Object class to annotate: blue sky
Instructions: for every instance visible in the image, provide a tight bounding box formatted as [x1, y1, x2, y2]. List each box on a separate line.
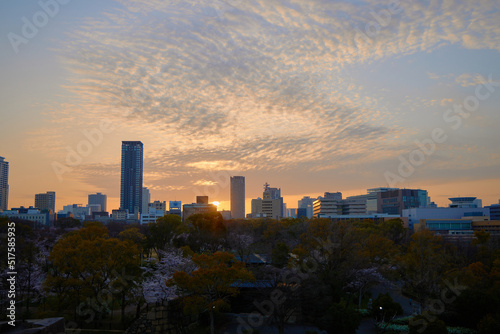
[1, 0, 499, 212]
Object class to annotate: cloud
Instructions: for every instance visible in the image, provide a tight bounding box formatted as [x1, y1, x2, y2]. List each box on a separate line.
[30, 0, 500, 195]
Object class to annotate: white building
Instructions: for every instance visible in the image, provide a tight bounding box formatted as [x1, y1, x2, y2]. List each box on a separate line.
[140, 207, 166, 224]
[403, 207, 489, 230]
[2, 208, 54, 227]
[313, 192, 367, 217]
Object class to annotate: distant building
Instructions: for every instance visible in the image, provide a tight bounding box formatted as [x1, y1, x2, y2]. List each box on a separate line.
[403, 205, 490, 230]
[196, 196, 209, 204]
[140, 206, 166, 224]
[183, 197, 217, 221]
[313, 192, 367, 217]
[35, 191, 56, 212]
[298, 196, 314, 218]
[59, 204, 90, 220]
[286, 208, 297, 218]
[111, 209, 128, 220]
[347, 187, 398, 214]
[250, 183, 284, 220]
[2, 208, 55, 227]
[219, 210, 232, 220]
[142, 187, 150, 214]
[148, 200, 167, 215]
[487, 200, 500, 220]
[169, 201, 182, 217]
[120, 141, 143, 215]
[297, 207, 308, 219]
[0, 157, 9, 211]
[448, 197, 480, 208]
[377, 188, 427, 215]
[230, 176, 245, 219]
[88, 192, 107, 213]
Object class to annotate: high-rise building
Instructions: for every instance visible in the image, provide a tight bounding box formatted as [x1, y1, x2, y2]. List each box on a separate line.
[230, 176, 245, 219]
[142, 187, 150, 214]
[250, 183, 284, 219]
[120, 141, 143, 214]
[35, 191, 56, 212]
[88, 192, 107, 213]
[0, 157, 8, 211]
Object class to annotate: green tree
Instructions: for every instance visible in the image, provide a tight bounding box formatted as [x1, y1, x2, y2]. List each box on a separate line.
[167, 251, 254, 334]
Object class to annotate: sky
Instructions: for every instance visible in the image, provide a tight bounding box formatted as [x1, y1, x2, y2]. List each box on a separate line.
[1, 0, 500, 213]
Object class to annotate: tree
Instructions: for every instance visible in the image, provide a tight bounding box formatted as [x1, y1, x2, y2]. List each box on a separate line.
[184, 212, 227, 253]
[142, 249, 194, 303]
[254, 265, 302, 334]
[54, 217, 82, 229]
[402, 229, 448, 312]
[44, 222, 141, 326]
[372, 293, 403, 322]
[147, 214, 184, 259]
[167, 251, 254, 334]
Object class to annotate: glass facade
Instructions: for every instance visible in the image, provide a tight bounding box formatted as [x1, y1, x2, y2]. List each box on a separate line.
[120, 141, 143, 214]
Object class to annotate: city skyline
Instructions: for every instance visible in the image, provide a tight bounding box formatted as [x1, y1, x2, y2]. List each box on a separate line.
[1, 1, 499, 212]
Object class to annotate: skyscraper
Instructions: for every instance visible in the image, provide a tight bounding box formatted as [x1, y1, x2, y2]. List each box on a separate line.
[230, 176, 245, 219]
[120, 141, 143, 214]
[142, 187, 150, 214]
[35, 191, 56, 212]
[88, 192, 107, 212]
[0, 157, 9, 211]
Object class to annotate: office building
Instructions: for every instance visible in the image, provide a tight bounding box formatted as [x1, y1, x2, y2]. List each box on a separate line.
[148, 200, 167, 215]
[448, 197, 480, 208]
[183, 196, 217, 221]
[0, 157, 8, 211]
[250, 183, 284, 220]
[377, 188, 427, 215]
[196, 196, 209, 204]
[347, 187, 398, 213]
[59, 204, 90, 221]
[313, 192, 367, 217]
[88, 192, 107, 213]
[230, 176, 245, 219]
[487, 200, 500, 220]
[35, 191, 56, 212]
[142, 187, 150, 214]
[298, 196, 314, 219]
[403, 205, 490, 230]
[1, 208, 55, 227]
[169, 201, 182, 217]
[120, 141, 143, 215]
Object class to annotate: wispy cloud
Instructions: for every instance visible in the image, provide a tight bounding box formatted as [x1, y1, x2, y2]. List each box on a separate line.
[28, 0, 500, 196]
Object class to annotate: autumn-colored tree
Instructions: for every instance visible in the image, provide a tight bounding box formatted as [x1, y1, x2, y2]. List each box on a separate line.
[167, 251, 254, 334]
[44, 222, 141, 326]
